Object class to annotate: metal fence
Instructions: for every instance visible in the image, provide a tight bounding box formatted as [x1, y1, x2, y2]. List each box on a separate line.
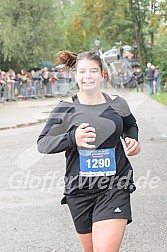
[0, 79, 78, 101]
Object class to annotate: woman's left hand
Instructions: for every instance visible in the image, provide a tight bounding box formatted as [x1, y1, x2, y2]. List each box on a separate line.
[125, 137, 141, 156]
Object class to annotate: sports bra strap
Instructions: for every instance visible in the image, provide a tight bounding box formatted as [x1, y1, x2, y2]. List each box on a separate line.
[72, 94, 80, 103]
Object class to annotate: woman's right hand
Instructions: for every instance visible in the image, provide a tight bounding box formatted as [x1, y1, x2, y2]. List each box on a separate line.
[75, 123, 96, 148]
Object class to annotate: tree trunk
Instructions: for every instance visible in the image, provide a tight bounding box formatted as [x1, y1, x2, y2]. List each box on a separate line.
[129, 0, 148, 67]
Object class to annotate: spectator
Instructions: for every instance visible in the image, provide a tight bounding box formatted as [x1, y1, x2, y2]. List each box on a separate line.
[48, 67, 57, 94]
[20, 69, 31, 97]
[154, 66, 161, 95]
[102, 70, 109, 88]
[41, 67, 50, 95]
[0, 70, 6, 99]
[145, 63, 154, 95]
[56, 67, 71, 96]
[133, 67, 144, 92]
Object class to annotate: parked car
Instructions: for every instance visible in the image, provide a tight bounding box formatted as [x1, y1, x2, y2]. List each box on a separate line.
[102, 49, 120, 64]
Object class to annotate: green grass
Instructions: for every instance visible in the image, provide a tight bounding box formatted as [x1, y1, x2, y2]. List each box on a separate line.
[143, 83, 167, 106]
[151, 92, 167, 106]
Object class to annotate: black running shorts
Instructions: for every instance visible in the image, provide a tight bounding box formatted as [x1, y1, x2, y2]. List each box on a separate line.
[65, 185, 132, 234]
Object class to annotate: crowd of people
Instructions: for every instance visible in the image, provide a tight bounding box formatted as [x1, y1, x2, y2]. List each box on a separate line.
[145, 63, 161, 95]
[99, 52, 162, 94]
[128, 62, 162, 95]
[0, 67, 72, 100]
[0, 61, 163, 101]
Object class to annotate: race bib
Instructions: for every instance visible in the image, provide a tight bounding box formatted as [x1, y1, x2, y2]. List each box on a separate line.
[79, 148, 116, 177]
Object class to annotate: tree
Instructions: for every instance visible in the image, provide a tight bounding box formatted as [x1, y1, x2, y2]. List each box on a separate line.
[0, 0, 166, 73]
[0, 0, 58, 71]
[128, 0, 150, 66]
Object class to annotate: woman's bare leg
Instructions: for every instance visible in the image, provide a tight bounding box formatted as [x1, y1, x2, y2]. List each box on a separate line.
[78, 233, 94, 252]
[92, 219, 127, 252]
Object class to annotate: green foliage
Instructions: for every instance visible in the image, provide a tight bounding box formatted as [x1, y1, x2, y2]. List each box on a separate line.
[0, 0, 166, 74]
[152, 32, 167, 82]
[0, 0, 59, 71]
[79, 0, 134, 50]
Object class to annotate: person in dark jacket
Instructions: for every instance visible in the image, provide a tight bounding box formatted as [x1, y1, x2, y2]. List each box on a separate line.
[37, 50, 141, 252]
[145, 62, 154, 95]
[134, 67, 144, 92]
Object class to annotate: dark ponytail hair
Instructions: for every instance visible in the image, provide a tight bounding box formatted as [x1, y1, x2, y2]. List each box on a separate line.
[56, 50, 102, 72]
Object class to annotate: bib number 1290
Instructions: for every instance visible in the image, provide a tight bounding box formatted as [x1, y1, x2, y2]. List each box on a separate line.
[79, 148, 116, 177]
[86, 158, 110, 169]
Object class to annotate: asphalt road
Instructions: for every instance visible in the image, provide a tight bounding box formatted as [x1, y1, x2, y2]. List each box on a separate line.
[0, 88, 167, 251]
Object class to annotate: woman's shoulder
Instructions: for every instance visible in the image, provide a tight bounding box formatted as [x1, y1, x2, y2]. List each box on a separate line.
[102, 92, 118, 101]
[107, 94, 131, 117]
[51, 97, 74, 111]
[103, 92, 124, 102]
[50, 98, 75, 120]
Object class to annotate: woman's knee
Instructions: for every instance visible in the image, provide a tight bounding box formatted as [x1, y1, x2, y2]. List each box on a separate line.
[93, 238, 120, 252]
[92, 219, 127, 252]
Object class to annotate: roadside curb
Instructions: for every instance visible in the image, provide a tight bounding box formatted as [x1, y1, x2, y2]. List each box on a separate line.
[0, 119, 47, 131]
[0, 96, 62, 131]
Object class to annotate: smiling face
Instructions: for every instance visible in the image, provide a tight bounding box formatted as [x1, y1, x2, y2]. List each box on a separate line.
[75, 59, 103, 92]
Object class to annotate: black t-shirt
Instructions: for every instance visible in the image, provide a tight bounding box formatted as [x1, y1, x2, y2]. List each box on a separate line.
[37, 93, 138, 194]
